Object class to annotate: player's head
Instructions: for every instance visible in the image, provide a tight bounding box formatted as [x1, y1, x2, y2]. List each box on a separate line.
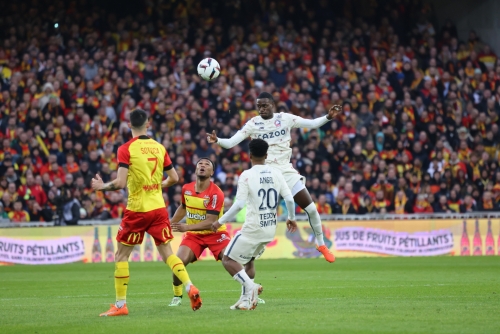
[249, 138, 268, 163]
[256, 92, 275, 120]
[195, 158, 215, 180]
[129, 109, 149, 131]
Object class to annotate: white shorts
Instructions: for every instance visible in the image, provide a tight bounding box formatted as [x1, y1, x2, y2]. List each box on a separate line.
[269, 163, 306, 196]
[224, 232, 269, 265]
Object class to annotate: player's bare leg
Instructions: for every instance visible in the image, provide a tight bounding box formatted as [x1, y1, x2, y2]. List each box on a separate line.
[294, 188, 335, 263]
[100, 243, 134, 317]
[169, 246, 197, 307]
[157, 242, 202, 311]
[222, 255, 261, 310]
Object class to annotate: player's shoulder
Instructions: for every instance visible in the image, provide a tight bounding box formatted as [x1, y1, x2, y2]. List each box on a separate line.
[238, 169, 252, 181]
[277, 111, 293, 120]
[209, 181, 224, 196]
[244, 116, 264, 129]
[182, 182, 196, 195]
[118, 137, 137, 151]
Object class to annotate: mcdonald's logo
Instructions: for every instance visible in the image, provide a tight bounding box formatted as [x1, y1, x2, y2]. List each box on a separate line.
[162, 228, 171, 240]
[127, 232, 141, 244]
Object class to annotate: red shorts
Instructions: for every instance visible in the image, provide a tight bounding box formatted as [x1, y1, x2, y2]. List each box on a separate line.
[181, 231, 231, 262]
[116, 208, 173, 246]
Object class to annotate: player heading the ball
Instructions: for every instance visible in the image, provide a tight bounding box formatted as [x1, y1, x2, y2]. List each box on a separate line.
[208, 92, 340, 263]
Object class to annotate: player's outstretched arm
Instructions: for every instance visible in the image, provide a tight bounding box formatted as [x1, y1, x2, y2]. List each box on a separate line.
[91, 167, 128, 191]
[211, 199, 245, 232]
[170, 204, 187, 224]
[291, 105, 342, 129]
[161, 167, 179, 188]
[207, 129, 247, 149]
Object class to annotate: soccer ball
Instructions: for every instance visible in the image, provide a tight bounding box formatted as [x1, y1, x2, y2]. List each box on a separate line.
[197, 58, 220, 81]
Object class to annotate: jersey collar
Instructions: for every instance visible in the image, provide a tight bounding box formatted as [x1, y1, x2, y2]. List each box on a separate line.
[138, 135, 149, 139]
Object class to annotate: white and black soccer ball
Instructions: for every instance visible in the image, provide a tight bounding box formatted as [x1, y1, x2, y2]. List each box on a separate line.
[197, 58, 220, 81]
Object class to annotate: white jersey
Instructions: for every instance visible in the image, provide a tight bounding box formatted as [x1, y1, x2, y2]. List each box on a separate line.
[218, 112, 330, 166]
[236, 164, 292, 242]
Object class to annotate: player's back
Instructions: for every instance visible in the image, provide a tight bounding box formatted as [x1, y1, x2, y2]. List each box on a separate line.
[239, 164, 287, 241]
[117, 135, 170, 213]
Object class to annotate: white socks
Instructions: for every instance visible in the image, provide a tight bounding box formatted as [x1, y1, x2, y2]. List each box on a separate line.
[304, 203, 325, 247]
[185, 281, 192, 293]
[233, 269, 254, 295]
[115, 299, 126, 308]
[241, 278, 254, 295]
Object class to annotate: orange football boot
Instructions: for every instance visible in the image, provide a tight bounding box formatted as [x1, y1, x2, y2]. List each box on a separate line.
[317, 245, 336, 263]
[187, 285, 202, 311]
[99, 303, 129, 317]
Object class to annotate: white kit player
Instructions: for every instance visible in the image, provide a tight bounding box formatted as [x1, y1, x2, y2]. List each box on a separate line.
[208, 92, 340, 262]
[211, 139, 297, 310]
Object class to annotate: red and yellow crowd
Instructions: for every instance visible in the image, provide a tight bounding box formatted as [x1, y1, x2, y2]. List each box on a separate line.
[1, 0, 500, 223]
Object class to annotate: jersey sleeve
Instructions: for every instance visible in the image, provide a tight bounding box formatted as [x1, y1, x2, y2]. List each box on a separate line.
[235, 171, 250, 203]
[117, 145, 131, 169]
[207, 186, 224, 215]
[217, 121, 254, 149]
[290, 114, 329, 129]
[163, 148, 173, 171]
[181, 185, 187, 205]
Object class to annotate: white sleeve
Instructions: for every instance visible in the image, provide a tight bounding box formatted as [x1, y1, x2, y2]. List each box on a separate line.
[219, 199, 245, 224]
[276, 172, 295, 220]
[290, 115, 330, 129]
[283, 194, 296, 221]
[219, 173, 249, 224]
[217, 122, 253, 149]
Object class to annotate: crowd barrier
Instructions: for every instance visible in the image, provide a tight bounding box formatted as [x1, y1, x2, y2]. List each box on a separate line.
[0, 216, 498, 265]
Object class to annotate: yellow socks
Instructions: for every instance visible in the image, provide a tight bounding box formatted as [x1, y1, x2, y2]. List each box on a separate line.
[166, 255, 192, 291]
[115, 262, 129, 304]
[173, 284, 183, 297]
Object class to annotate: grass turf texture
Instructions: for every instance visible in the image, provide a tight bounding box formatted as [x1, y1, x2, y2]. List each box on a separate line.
[0, 257, 499, 334]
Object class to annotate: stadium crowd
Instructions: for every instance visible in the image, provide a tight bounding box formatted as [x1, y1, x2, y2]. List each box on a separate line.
[1, 0, 500, 224]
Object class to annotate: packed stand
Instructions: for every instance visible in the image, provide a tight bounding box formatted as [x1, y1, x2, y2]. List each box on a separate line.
[0, 0, 499, 224]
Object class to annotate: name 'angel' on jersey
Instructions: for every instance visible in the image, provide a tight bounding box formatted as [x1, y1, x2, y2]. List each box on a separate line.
[242, 112, 296, 165]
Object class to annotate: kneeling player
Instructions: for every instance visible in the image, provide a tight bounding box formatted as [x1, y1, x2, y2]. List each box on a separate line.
[212, 139, 297, 310]
[168, 158, 229, 306]
[92, 109, 202, 316]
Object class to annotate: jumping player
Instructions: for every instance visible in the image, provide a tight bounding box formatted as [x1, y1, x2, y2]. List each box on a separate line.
[212, 139, 297, 310]
[168, 158, 229, 306]
[208, 92, 340, 262]
[91, 109, 202, 316]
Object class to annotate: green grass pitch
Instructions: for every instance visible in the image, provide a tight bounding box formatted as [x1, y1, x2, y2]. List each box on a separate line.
[0, 257, 499, 334]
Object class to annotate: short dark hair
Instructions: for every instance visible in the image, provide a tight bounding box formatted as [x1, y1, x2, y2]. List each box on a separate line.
[249, 139, 269, 158]
[197, 158, 216, 171]
[129, 109, 148, 128]
[257, 92, 274, 101]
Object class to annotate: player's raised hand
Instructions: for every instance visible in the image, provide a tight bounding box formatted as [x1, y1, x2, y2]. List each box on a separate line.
[207, 130, 218, 144]
[286, 219, 297, 233]
[91, 174, 104, 191]
[211, 221, 222, 232]
[172, 222, 188, 233]
[327, 105, 342, 120]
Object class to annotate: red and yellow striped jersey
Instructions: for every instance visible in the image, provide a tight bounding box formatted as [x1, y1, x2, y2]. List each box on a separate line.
[117, 135, 172, 212]
[181, 181, 225, 234]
